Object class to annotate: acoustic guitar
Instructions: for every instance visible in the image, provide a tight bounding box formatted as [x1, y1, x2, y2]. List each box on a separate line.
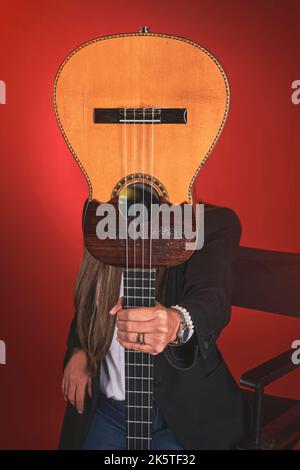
[54, 27, 229, 450]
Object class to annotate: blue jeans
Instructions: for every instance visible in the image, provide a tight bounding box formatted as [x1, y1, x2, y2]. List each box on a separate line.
[82, 393, 184, 450]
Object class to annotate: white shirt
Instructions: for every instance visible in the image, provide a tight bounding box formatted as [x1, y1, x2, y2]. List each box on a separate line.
[99, 275, 125, 400]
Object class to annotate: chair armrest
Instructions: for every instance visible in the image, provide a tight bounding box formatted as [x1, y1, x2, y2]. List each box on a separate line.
[240, 349, 299, 448]
[240, 349, 299, 390]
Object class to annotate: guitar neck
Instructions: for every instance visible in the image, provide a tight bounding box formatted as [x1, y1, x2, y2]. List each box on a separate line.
[123, 268, 156, 450]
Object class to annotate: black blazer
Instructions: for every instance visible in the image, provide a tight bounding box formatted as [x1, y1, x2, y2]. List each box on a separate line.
[59, 204, 250, 450]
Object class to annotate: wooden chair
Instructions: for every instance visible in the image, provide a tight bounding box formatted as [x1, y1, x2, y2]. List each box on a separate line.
[232, 247, 300, 449]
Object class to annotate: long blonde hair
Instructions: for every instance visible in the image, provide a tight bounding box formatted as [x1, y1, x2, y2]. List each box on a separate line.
[75, 249, 167, 375]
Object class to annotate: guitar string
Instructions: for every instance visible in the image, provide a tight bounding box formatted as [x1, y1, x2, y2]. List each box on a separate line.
[149, 107, 155, 449]
[124, 107, 129, 450]
[142, 106, 145, 450]
[133, 107, 136, 450]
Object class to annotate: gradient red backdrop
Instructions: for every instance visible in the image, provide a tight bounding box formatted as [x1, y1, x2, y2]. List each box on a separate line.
[0, 0, 299, 449]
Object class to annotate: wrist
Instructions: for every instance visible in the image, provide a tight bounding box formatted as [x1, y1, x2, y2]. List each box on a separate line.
[168, 309, 181, 343]
[169, 305, 194, 346]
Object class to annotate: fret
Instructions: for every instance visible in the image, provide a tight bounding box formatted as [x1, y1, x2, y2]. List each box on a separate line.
[125, 295, 155, 299]
[124, 287, 156, 292]
[126, 390, 153, 394]
[126, 376, 154, 380]
[127, 405, 151, 408]
[126, 408, 152, 415]
[124, 282, 156, 288]
[126, 407, 152, 422]
[125, 364, 153, 379]
[124, 276, 156, 279]
[126, 419, 152, 424]
[125, 351, 154, 365]
[126, 303, 154, 308]
[126, 363, 153, 367]
[124, 274, 156, 278]
[124, 270, 155, 278]
[124, 282, 155, 286]
[126, 382, 153, 392]
[124, 269, 155, 276]
[125, 351, 153, 356]
[124, 279, 155, 290]
[127, 437, 152, 441]
[125, 360, 154, 368]
[125, 291, 155, 297]
[124, 280, 156, 284]
[127, 393, 153, 406]
[125, 302, 155, 308]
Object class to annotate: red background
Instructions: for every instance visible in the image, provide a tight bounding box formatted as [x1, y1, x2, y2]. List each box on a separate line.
[0, 0, 299, 449]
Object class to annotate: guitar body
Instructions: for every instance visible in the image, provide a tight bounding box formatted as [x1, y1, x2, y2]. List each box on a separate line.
[54, 32, 229, 204]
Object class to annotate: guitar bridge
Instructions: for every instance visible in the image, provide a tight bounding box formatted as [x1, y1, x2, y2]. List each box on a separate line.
[93, 108, 187, 124]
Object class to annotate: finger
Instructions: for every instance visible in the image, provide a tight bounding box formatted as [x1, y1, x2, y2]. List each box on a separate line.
[116, 338, 158, 355]
[68, 383, 76, 407]
[117, 319, 159, 333]
[62, 376, 69, 401]
[61, 378, 67, 401]
[109, 297, 124, 315]
[117, 307, 157, 322]
[62, 376, 66, 400]
[75, 382, 87, 414]
[87, 377, 92, 399]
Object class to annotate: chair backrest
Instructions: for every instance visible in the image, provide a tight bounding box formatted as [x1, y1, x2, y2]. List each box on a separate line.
[232, 246, 300, 317]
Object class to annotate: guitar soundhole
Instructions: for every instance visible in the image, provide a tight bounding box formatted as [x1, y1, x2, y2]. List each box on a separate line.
[118, 182, 160, 218]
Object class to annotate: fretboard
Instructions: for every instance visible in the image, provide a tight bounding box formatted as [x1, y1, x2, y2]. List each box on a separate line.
[124, 268, 156, 450]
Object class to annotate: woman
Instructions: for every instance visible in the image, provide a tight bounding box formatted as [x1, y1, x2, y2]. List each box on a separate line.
[59, 203, 250, 450]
